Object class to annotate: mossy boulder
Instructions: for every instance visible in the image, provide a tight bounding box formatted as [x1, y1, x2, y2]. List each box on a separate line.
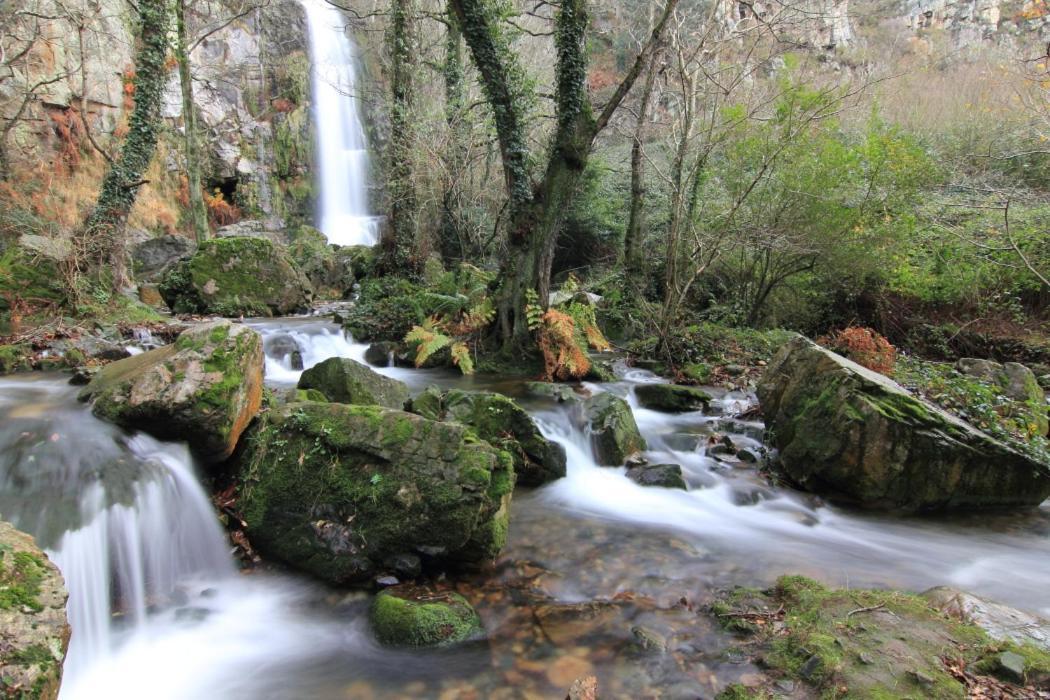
[757, 336, 1050, 511]
[955, 358, 1047, 436]
[236, 401, 514, 585]
[370, 585, 483, 647]
[634, 384, 712, 413]
[0, 521, 70, 700]
[333, 245, 376, 285]
[297, 357, 409, 409]
[0, 343, 33, 375]
[625, 463, 687, 490]
[158, 236, 313, 317]
[583, 393, 646, 466]
[407, 388, 567, 486]
[0, 239, 66, 317]
[287, 225, 338, 297]
[713, 575, 1050, 698]
[79, 321, 264, 464]
[523, 381, 580, 403]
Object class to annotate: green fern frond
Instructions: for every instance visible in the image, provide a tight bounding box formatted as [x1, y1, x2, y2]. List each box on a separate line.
[450, 342, 475, 375]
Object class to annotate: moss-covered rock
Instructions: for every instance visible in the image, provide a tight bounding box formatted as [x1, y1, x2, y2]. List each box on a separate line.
[0, 521, 69, 700]
[0, 240, 66, 317]
[236, 401, 513, 585]
[523, 381, 580, 403]
[79, 320, 264, 464]
[757, 336, 1050, 511]
[287, 225, 339, 298]
[370, 585, 483, 647]
[407, 388, 567, 486]
[0, 343, 33, 375]
[158, 236, 313, 317]
[297, 357, 409, 409]
[625, 463, 687, 489]
[583, 393, 646, 466]
[634, 384, 712, 413]
[334, 245, 376, 285]
[712, 575, 1050, 698]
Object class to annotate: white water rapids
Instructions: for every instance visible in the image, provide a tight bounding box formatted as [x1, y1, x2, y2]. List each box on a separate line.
[301, 0, 381, 246]
[0, 317, 1048, 698]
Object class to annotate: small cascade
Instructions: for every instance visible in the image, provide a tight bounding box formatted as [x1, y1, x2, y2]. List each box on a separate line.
[301, 0, 381, 246]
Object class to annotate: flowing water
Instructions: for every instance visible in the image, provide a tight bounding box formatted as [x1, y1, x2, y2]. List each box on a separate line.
[301, 0, 381, 246]
[2, 317, 1049, 698]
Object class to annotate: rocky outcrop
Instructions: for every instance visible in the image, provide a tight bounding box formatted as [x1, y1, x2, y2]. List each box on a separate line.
[0, 521, 70, 700]
[158, 237, 313, 317]
[370, 585, 483, 647]
[79, 320, 263, 464]
[757, 336, 1050, 511]
[634, 384, 712, 413]
[408, 387, 567, 486]
[236, 401, 514, 585]
[583, 393, 646, 466]
[131, 235, 196, 282]
[923, 587, 1050, 651]
[297, 357, 409, 409]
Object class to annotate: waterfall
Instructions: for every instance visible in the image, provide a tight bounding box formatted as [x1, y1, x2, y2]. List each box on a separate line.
[301, 0, 380, 246]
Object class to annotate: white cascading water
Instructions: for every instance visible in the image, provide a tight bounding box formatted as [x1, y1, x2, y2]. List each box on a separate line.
[301, 0, 381, 246]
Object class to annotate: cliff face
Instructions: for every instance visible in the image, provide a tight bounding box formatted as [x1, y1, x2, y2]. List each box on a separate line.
[1, 0, 316, 230]
[902, 0, 1050, 47]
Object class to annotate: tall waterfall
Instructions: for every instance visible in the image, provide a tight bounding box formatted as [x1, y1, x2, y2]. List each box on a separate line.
[301, 0, 380, 246]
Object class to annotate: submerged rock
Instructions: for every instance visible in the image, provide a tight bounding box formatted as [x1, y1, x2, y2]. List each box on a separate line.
[236, 402, 514, 585]
[407, 388, 566, 486]
[79, 321, 263, 464]
[0, 521, 70, 700]
[370, 585, 482, 647]
[634, 384, 711, 413]
[583, 393, 646, 466]
[625, 463, 687, 490]
[297, 357, 409, 409]
[757, 336, 1050, 511]
[158, 236, 313, 317]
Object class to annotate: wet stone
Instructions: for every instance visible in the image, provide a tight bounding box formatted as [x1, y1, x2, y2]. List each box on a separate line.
[997, 651, 1026, 682]
[626, 464, 687, 490]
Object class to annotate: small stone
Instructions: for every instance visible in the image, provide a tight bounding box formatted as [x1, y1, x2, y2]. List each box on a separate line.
[857, 652, 875, 665]
[774, 679, 795, 693]
[384, 553, 421, 578]
[289, 350, 304, 371]
[375, 575, 399, 587]
[798, 655, 823, 681]
[630, 625, 667, 653]
[908, 670, 934, 686]
[626, 464, 687, 490]
[997, 650, 1026, 682]
[736, 448, 758, 463]
[723, 364, 746, 376]
[68, 366, 99, 386]
[624, 455, 648, 468]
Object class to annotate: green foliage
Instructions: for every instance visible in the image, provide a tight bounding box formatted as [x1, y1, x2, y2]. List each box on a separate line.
[344, 277, 438, 342]
[0, 546, 46, 612]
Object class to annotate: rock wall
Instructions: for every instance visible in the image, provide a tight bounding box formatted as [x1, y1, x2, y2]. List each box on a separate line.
[903, 0, 1050, 47]
[716, 0, 855, 49]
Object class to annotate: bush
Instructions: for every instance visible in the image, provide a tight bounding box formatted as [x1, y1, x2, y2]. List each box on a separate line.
[344, 277, 438, 342]
[817, 326, 896, 374]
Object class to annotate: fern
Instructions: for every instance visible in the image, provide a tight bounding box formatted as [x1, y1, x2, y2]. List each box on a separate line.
[566, 302, 611, 351]
[450, 341, 475, 375]
[524, 288, 544, 331]
[405, 316, 452, 368]
[537, 309, 591, 381]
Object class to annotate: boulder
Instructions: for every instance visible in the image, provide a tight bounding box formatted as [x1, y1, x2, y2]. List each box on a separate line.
[408, 388, 567, 486]
[625, 463, 687, 490]
[130, 235, 196, 282]
[79, 321, 264, 464]
[0, 521, 70, 700]
[583, 393, 646, 466]
[364, 341, 399, 367]
[236, 402, 513, 584]
[158, 237, 313, 317]
[922, 587, 1050, 651]
[757, 336, 1050, 511]
[955, 358, 1047, 435]
[523, 381, 580, 403]
[634, 384, 712, 413]
[297, 357, 409, 409]
[287, 225, 341, 297]
[370, 585, 483, 647]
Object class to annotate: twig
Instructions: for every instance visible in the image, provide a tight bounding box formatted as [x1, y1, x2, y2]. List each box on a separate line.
[847, 603, 885, 617]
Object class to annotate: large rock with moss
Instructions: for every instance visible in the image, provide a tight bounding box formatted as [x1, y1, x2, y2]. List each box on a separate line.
[757, 336, 1050, 511]
[79, 321, 263, 464]
[409, 387, 566, 486]
[297, 357, 409, 409]
[583, 393, 646, 466]
[158, 237, 313, 317]
[0, 521, 70, 700]
[634, 384, 711, 413]
[956, 358, 1048, 436]
[236, 401, 513, 585]
[370, 585, 483, 647]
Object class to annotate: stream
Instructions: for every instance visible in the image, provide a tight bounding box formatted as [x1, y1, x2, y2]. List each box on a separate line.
[1, 315, 1048, 698]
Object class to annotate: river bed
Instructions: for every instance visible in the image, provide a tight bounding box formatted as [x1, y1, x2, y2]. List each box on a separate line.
[1, 315, 1048, 699]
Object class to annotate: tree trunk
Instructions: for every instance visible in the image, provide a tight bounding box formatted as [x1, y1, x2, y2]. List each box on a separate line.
[176, 0, 209, 244]
[624, 44, 661, 293]
[440, 5, 468, 262]
[83, 0, 169, 291]
[379, 0, 418, 274]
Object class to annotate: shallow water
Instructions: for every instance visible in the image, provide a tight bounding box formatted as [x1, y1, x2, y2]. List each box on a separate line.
[1, 316, 1048, 698]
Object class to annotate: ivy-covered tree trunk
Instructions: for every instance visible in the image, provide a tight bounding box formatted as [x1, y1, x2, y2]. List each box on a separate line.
[624, 44, 661, 293]
[450, 0, 678, 349]
[379, 0, 418, 275]
[83, 0, 169, 291]
[440, 5, 468, 262]
[175, 0, 209, 244]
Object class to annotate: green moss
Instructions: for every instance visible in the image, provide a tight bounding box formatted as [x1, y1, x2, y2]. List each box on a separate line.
[370, 589, 482, 647]
[0, 547, 46, 612]
[0, 343, 33, 374]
